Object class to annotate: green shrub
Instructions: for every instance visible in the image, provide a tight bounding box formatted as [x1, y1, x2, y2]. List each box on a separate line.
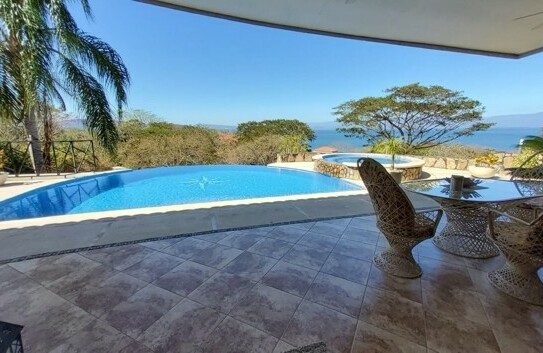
[225, 135, 283, 165]
[116, 126, 219, 169]
[413, 143, 492, 159]
[513, 147, 541, 168]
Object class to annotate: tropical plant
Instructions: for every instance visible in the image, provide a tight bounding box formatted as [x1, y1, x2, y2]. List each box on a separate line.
[279, 134, 309, 154]
[513, 147, 541, 169]
[369, 138, 411, 170]
[334, 83, 491, 150]
[519, 135, 543, 151]
[474, 153, 499, 167]
[0, 0, 130, 172]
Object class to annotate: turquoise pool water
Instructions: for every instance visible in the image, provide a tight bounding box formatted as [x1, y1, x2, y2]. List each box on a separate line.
[0, 165, 361, 221]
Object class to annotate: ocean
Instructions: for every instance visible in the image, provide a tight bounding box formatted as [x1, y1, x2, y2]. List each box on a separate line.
[310, 127, 541, 152]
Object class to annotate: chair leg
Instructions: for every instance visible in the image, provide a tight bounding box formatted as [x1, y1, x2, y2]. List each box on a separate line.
[488, 258, 543, 306]
[373, 235, 426, 279]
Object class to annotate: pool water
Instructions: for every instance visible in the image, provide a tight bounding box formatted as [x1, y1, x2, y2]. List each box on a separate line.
[322, 153, 411, 164]
[0, 165, 361, 221]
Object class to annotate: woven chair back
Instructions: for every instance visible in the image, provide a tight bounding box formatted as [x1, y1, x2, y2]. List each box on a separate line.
[511, 149, 543, 181]
[357, 158, 416, 234]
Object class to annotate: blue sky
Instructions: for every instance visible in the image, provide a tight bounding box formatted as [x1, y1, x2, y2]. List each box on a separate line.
[70, 0, 543, 125]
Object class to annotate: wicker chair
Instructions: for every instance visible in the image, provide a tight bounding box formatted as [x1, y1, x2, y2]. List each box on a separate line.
[358, 158, 443, 278]
[487, 204, 543, 305]
[510, 149, 543, 197]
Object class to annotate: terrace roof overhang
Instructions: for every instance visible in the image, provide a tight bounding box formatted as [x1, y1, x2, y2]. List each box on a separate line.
[140, 0, 543, 58]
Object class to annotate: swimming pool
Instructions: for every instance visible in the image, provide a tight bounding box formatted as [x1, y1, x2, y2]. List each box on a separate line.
[312, 153, 426, 181]
[321, 153, 412, 165]
[0, 165, 361, 221]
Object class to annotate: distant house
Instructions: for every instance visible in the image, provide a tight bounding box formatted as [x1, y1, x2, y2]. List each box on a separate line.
[313, 146, 338, 153]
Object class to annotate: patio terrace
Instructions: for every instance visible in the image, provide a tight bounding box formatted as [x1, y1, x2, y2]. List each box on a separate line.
[1, 215, 542, 353]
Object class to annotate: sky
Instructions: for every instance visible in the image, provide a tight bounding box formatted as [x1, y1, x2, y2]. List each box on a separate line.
[68, 0, 543, 125]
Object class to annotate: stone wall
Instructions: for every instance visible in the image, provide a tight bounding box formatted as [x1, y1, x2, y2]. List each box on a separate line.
[414, 152, 517, 170]
[314, 159, 422, 182]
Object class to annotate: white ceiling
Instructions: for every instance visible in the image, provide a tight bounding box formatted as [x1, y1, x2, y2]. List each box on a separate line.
[141, 0, 543, 58]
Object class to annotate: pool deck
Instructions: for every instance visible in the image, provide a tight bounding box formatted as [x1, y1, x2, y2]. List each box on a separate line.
[0, 166, 539, 353]
[0, 162, 485, 263]
[1, 215, 541, 353]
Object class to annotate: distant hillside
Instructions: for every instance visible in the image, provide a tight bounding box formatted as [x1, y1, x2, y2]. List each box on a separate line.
[60, 112, 542, 132]
[60, 119, 85, 129]
[484, 112, 542, 128]
[203, 124, 235, 131]
[307, 112, 543, 130]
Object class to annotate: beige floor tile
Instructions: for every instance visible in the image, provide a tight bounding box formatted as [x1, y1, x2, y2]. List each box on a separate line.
[49, 319, 133, 353]
[123, 252, 184, 282]
[321, 252, 371, 285]
[81, 244, 156, 271]
[297, 232, 339, 251]
[332, 239, 376, 261]
[352, 321, 427, 353]
[425, 311, 500, 353]
[360, 287, 426, 346]
[341, 226, 380, 245]
[268, 226, 308, 243]
[248, 238, 294, 259]
[153, 260, 217, 296]
[367, 265, 422, 303]
[188, 271, 256, 313]
[305, 273, 365, 317]
[282, 244, 330, 270]
[230, 283, 302, 338]
[198, 316, 278, 353]
[222, 251, 278, 281]
[138, 298, 224, 353]
[261, 260, 318, 297]
[161, 237, 213, 259]
[101, 284, 182, 338]
[282, 300, 357, 353]
[218, 231, 266, 250]
[309, 221, 347, 238]
[190, 243, 243, 269]
[422, 279, 488, 325]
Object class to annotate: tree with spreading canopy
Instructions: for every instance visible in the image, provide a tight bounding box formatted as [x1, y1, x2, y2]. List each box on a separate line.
[237, 119, 315, 143]
[0, 0, 130, 172]
[334, 83, 491, 151]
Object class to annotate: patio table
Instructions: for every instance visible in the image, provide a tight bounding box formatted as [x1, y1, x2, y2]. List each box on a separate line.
[402, 178, 543, 259]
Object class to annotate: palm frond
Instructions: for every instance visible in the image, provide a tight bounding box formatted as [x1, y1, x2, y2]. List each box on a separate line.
[59, 56, 118, 151]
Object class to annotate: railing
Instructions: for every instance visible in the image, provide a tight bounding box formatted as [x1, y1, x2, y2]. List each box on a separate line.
[0, 140, 97, 176]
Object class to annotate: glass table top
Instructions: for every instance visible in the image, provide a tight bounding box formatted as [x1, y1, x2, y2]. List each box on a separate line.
[402, 178, 543, 202]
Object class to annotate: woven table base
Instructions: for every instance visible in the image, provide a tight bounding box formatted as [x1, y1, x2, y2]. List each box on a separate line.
[432, 199, 499, 259]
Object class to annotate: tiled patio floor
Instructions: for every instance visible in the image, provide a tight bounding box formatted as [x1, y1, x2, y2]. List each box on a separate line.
[1, 216, 542, 353]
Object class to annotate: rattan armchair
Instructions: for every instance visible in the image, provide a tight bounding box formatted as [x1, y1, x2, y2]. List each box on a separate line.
[487, 204, 543, 305]
[358, 158, 443, 278]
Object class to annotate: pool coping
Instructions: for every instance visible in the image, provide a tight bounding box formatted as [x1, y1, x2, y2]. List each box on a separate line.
[0, 189, 367, 229]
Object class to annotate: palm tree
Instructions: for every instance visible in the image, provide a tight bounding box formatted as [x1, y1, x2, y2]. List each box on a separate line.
[0, 0, 129, 172]
[520, 135, 543, 151]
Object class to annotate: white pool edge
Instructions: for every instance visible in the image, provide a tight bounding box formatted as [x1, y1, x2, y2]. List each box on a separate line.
[0, 189, 367, 230]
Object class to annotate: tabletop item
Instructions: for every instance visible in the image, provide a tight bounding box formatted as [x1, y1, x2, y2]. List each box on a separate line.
[403, 179, 543, 258]
[449, 175, 464, 192]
